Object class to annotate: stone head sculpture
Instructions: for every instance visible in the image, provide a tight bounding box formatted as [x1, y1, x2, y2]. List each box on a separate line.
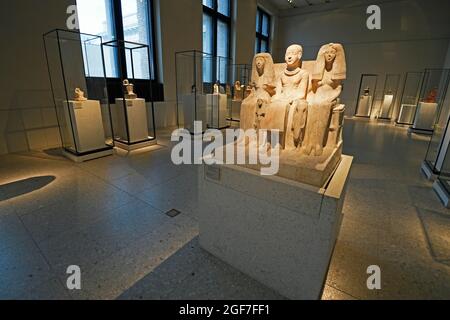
[251, 53, 275, 85]
[312, 43, 346, 81]
[285, 44, 303, 69]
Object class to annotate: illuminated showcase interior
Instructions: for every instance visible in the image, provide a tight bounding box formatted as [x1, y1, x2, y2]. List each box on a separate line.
[1, 0, 450, 301]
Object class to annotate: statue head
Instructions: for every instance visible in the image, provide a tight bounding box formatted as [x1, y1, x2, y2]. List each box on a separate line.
[285, 44, 303, 69]
[251, 53, 275, 84]
[313, 43, 346, 81]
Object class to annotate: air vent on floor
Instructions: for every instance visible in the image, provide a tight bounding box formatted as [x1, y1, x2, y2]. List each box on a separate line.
[165, 209, 181, 218]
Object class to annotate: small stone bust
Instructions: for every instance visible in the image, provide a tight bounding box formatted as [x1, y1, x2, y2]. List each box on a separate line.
[424, 88, 438, 103]
[74, 88, 87, 101]
[213, 83, 220, 95]
[123, 79, 137, 99]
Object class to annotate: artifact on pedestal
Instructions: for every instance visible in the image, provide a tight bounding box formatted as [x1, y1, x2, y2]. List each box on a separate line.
[123, 79, 137, 99]
[74, 88, 87, 101]
[240, 53, 276, 131]
[238, 42, 347, 187]
[424, 88, 438, 103]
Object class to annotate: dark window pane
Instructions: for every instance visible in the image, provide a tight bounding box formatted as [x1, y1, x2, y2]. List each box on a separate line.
[203, 13, 213, 55]
[256, 10, 261, 32]
[203, 0, 214, 9]
[121, 0, 152, 79]
[262, 14, 269, 37]
[77, 0, 118, 77]
[261, 39, 268, 53]
[218, 0, 230, 17]
[255, 39, 259, 54]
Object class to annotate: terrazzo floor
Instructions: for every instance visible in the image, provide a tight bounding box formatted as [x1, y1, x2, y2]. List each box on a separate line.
[1, 118, 449, 300]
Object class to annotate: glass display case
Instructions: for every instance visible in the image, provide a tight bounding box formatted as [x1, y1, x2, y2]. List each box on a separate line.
[395, 71, 424, 125]
[432, 117, 450, 206]
[43, 29, 114, 162]
[354, 74, 378, 118]
[228, 64, 252, 123]
[410, 68, 450, 134]
[102, 40, 157, 150]
[422, 77, 450, 178]
[377, 74, 401, 120]
[175, 50, 231, 134]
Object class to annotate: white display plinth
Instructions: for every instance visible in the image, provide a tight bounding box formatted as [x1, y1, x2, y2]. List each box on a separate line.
[411, 102, 437, 132]
[230, 100, 242, 121]
[379, 94, 394, 119]
[206, 93, 228, 129]
[63, 100, 107, 153]
[181, 94, 207, 133]
[114, 98, 150, 143]
[356, 95, 372, 117]
[433, 179, 450, 208]
[198, 155, 353, 300]
[397, 104, 417, 124]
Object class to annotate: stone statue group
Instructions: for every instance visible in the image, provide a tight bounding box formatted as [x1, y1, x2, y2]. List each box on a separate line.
[240, 43, 347, 157]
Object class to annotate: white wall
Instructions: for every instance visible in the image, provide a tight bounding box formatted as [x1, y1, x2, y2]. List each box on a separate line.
[274, 0, 450, 117]
[0, 0, 75, 155]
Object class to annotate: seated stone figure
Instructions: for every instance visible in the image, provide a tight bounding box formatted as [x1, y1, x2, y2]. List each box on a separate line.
[258, 45, 309, 149]
[240, 53, 276, 131]
[302, 43, 346, 156]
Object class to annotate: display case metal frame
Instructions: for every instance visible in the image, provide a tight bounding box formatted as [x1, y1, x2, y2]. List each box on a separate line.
[102, 39, 157, 150]
[43, 29, 114, 161]
[395, 71, 425, 126]
[175, 50, 231, 134]
[377, 73, 401, 121]
[354, 73, 378, 118]
[422, 76, 450, 179]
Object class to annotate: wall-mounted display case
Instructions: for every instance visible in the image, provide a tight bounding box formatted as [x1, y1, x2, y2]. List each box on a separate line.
[228, 64, 252, 123]
[354, 74, 378, 118]
[175, 50, 231, 134]
[102, 40, 157, 151]
[410, 68, 450, 134]
[43, 29, 114, 162]
[432, 116, 450, 206]
[395, 71, 424, 125]
[378, 74, 401, 120]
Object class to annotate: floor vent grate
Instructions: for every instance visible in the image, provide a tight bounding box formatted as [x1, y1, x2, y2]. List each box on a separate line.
[165, 209, 181, 218]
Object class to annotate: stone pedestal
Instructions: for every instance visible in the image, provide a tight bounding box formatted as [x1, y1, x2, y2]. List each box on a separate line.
[114, 98, 150, 143]
[411, 102, 437, 133]
[207, 93, 228, 129]
[63, 100, 108, 153]
[397, 104, 417, 124]
[356, 95, 372, 117]
[181, 94, 208, 133]
[379, 94, 394, 119]
[198, 155, 353, 300]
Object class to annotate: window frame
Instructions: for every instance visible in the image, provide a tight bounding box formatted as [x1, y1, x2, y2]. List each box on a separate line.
[255, 7, 271, 54]
[203, 0, 232, 82]
[77, 0, 162, 100]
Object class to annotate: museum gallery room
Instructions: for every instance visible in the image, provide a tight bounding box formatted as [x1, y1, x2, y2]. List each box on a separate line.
[1, 0, 450, 302]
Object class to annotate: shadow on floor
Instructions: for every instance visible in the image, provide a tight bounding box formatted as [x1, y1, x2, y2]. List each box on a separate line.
[118, 237, 285, 300]
[416, 207, 450, 267]
[0, 176, 56, 201]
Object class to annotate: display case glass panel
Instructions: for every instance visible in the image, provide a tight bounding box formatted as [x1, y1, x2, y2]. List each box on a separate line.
[411, 68, 450, 133]
[354, 74, 378, 118]
[228, 64, 251, 122]
[102, 40, 157, 148]
[175, 50, 231, 133]
[43, 29, 113, 156]
[378, 74, 400, 120]
[424, 77, 450, 174]
[396, 71, 424, 125]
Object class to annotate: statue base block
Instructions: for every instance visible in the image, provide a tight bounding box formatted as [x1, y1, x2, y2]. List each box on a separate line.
[238, 141, 342, 188]
[198, 155, 353, 299]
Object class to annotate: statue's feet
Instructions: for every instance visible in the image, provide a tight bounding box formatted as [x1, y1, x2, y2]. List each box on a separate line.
[301, 145, 313, 156]
[313, 144, 324, 156]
